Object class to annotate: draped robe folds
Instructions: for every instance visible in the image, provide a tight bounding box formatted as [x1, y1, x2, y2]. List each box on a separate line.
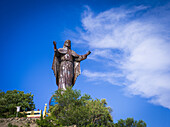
[52, 48, 86, 90]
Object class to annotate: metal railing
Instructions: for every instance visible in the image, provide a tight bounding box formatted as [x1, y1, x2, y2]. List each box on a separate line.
[19, 103, 51, 118]
[20, 110, 42, 118]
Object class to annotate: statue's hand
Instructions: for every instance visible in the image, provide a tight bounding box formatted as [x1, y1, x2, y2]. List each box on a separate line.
[53, 41, 57, 49]
[53, 41, 56, 46]
[87, 51, 91, 55]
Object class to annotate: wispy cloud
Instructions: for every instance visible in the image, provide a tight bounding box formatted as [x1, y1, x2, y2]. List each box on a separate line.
[69, 4, 170, 109]
[82, 70, 125, 86]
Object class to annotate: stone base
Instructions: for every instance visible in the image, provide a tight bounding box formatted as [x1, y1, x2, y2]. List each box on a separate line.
[0, 117, 38, 127]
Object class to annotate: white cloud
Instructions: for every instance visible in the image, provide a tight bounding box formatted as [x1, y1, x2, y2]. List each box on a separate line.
[69, 5, 170, 109]
[88, 49, 114, 61]
[82, 70, 125, 86]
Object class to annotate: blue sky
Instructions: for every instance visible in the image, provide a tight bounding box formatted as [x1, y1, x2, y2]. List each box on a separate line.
[1, 0, 170, 126]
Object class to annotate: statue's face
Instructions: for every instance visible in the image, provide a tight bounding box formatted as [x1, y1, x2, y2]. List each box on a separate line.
[64, 40, 71, 48]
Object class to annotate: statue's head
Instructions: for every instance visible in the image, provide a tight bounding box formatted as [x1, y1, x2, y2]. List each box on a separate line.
[64, 40, 71, 49]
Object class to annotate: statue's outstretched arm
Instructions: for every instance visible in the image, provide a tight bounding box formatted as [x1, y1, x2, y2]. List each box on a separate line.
[53, 41, 67, 55]
[53, 41, 61, 56]
[73, 51, 91, 61]
[52, 41, 60, 85]
[53, 41, 57, 51]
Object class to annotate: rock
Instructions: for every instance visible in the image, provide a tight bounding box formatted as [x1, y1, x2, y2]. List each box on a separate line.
[0, 117, 39, 127]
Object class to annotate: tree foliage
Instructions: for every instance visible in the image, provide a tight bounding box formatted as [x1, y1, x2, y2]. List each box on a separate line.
[114, 118, 146, 127]
[0, 90, 35, 118]
[49, 87, 113, 126]
[36, 113, 62, 127]
[36, 88, 146, 127]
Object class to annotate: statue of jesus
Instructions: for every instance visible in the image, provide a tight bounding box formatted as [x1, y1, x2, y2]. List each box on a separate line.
[52, 40, 91, 90]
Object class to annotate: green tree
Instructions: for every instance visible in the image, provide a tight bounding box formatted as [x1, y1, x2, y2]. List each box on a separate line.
[0, 90, 35, 118]
[114, 118, 146, 127]
[36, 113, 62, 127]
[49, 87, 113, 127]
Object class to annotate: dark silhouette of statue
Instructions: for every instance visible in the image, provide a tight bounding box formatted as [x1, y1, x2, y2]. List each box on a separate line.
[52, 40, 91, 90]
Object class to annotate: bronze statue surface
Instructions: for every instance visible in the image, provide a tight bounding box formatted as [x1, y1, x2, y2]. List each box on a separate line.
[52, 40, 91, 90]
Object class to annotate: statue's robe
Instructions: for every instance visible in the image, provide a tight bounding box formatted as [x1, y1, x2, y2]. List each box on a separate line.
[52, 48, 85, 90]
